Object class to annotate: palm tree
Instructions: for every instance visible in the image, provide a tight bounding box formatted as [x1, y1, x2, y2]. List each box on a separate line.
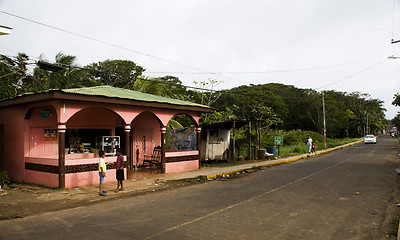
[33, 52, 81, 90]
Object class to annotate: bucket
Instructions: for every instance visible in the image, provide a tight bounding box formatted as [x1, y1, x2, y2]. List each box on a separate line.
[266, 146, 276, 156]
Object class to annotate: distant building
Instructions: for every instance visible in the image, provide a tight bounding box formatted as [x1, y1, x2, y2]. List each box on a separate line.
[200, 120, 248, 161]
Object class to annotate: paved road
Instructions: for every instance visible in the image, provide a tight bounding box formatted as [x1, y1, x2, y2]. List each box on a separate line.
[0, 135, 399, 240]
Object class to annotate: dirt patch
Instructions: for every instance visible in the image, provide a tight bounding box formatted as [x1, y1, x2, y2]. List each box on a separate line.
[0, 169, 261, 221]
[0, 181, 167, 221]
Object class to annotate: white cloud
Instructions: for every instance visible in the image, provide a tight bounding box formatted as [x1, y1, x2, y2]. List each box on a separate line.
[0, 0, 398, 118]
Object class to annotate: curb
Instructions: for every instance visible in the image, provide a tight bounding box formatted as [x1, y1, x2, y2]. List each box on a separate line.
[206, 140, 363, 180]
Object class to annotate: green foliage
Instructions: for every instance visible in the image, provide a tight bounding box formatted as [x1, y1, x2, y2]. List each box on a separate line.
[82, 59, 145, 89]
[0, 171, 10, 187]
[32, 52, 82, 90]
[393, 93, 400, 107]
[192, 78, 223, 106]
[1, 52, 388, 140]
[201, 108, 235, 125]
[0, 53, 31, 99]
[392, 113, 400, 128]
[134, 76, 189, 100]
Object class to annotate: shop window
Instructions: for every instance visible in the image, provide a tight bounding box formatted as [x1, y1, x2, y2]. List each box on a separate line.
[65, 129, 110, 154]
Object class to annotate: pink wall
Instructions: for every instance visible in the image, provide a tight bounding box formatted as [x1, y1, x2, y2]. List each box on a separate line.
[24, 170, 59, 188]
[26, 106, 58, 157]
[24, 156, 124, 188]
[165, 150, 199, 157]
[65, 169, 127, 188]
[67, 108, 123, 129]
[0, 106, 27, 182]
[165, 160, 199, 173]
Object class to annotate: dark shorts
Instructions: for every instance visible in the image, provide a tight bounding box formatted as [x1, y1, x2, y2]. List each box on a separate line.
[116, 169, 124, 181]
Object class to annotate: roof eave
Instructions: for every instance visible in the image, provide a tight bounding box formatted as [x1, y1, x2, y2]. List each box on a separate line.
[0, 90, 214, 113]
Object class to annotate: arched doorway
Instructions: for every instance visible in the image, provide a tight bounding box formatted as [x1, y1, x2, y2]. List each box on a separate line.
[131, 111, 162, 169]
[66, 107, 125, 155]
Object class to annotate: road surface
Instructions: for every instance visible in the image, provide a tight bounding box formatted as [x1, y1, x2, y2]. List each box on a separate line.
[0, 135, 399, 239]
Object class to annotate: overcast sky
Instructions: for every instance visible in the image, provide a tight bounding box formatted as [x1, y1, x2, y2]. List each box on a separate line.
[0, 0, 399, 119]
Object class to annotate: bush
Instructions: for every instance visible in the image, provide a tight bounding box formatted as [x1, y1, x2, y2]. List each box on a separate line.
[0, 171, 10, 187]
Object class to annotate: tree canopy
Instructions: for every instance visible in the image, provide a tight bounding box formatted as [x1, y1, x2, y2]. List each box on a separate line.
[0, 52, 388, 138]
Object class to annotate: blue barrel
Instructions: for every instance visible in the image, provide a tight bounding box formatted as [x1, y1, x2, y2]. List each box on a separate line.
[266, 146, 276, 156]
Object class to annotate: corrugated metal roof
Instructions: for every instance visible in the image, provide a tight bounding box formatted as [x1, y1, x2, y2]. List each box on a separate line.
[61, 85, 211, 109]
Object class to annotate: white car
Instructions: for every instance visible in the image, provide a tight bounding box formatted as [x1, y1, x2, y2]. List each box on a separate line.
[364, 135, 376, 144]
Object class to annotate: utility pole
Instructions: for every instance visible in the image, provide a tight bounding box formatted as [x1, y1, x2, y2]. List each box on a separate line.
[248, 121, 251, 160]
[322, 91, 327, 149]
[366, 113, 369, 135]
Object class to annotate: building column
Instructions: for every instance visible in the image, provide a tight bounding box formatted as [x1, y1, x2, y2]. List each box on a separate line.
[196, 127, 202, 169]
[57, 123, 66, 189]
[124, 125, 131, 178]
[160, 126, 166, 174]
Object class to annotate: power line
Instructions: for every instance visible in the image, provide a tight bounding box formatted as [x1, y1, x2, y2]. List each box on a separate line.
[0, 10, 248, 85]
[315, 58, 387, 90]
[147, 55, 386, 75]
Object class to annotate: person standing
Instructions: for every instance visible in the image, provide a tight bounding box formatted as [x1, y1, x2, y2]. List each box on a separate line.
[115, 148, 125, 192]
[307, 135, 313, 154]
[98, 150, 107, 196]
[311, 141, 316, 153]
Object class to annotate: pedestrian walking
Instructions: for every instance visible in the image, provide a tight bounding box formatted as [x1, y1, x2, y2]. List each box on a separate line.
[307, 135, 313, 154]
[98, 150, 107, 196]
[115, 148, 125, 192]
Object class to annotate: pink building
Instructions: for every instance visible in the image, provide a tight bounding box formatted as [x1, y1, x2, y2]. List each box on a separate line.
[0, 86, 212, 188]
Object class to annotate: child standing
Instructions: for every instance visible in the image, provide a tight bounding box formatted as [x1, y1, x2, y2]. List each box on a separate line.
[98, 150, 107, 196]
[115, 148, 125, 192]
[311, 141, 316, 153]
